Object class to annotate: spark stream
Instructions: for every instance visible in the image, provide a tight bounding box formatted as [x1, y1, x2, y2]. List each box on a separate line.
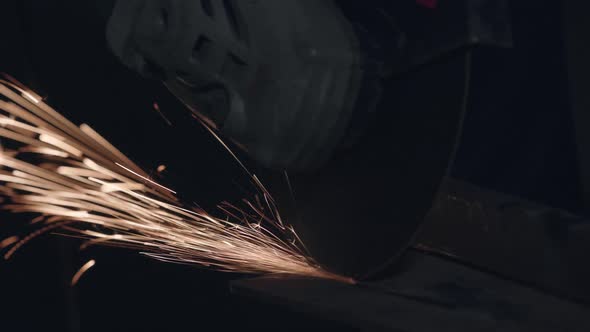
[0, 80, 352, 284]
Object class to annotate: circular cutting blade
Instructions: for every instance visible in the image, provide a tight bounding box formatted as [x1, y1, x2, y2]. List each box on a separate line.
[277, 52, 472, 279]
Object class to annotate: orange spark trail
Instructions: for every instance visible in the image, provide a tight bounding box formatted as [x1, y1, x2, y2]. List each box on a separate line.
[71, 259, 96, 286]
[0, 236, 19, 249]
[0, 80, 353, 284]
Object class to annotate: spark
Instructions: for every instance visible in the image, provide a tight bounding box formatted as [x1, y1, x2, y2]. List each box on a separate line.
[31, 215, 46, 224]
[115, 162, 177, 194]
[21, 91, 40, 104]
[71, 259, 96, 286]
[0, 80, 354, 284]
[0, 236, 19, 249]
[39, 134, 82, 157]
[193, 113, 252, 178]
[153, 102, 172, 126]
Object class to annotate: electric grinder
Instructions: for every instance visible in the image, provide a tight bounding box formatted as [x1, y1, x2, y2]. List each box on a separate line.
[101, 0, 511, 279]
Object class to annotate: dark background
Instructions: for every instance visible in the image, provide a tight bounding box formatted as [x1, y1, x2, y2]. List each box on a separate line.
[0, 0, 584, 331]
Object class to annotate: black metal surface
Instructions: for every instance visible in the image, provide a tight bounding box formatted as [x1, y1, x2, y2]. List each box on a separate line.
[231, 251, 590, 331]
[415, 177, 590, 304]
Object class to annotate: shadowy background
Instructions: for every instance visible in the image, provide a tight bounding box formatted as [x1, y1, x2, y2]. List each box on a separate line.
[0, 0, 584, 331]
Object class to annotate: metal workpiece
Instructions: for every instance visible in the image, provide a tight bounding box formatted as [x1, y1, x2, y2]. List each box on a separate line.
[232, 251, 590, 331]
[417, 178, 590, 303]
[232, 178, 590, 330]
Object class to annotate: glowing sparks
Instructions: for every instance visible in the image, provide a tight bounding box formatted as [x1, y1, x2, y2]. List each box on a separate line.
[39, 134, 83, 157]
[21, 91, 40, 104]
[115, 162, 177, 194]
[71, 259, 96, 286]
[0, 80, 353, 284]
[0, 236, 19, 249]
[153, 102, 172, 126]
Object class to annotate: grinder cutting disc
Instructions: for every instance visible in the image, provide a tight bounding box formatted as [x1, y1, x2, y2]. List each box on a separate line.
[281, 52, 471, 279]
